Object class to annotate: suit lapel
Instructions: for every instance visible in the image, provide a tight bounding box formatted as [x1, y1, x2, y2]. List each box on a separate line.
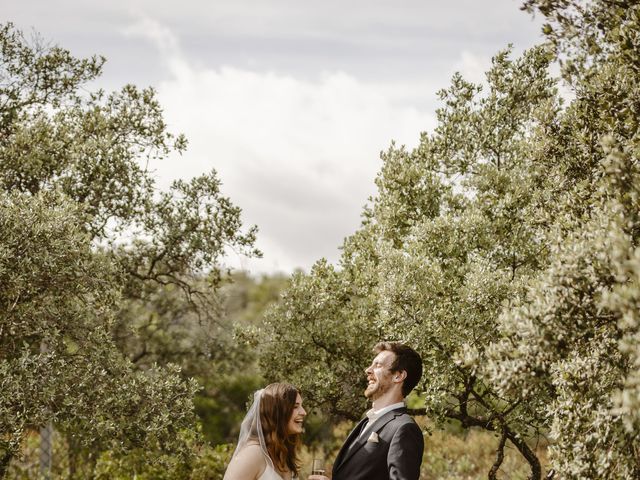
[333, 408, 407, 474]
[332, 417, 368, 472]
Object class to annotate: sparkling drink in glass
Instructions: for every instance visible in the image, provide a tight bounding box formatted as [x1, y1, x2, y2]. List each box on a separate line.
[311, 458, 325, 475]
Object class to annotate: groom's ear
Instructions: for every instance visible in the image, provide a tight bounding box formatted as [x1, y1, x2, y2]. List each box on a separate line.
[393, 370, 407, 383]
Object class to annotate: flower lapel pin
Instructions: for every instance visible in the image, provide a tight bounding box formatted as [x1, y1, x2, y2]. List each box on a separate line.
[367, 432, 379, 443]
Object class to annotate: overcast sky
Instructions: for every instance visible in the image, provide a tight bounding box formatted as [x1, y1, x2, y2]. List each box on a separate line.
[6, 1, 545, 274]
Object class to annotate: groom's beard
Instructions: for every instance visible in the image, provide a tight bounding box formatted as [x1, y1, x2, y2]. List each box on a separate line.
[365, 378, 391, 400]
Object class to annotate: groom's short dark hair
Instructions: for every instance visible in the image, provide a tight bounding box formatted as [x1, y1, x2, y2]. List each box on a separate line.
[374, 342, 423, 397]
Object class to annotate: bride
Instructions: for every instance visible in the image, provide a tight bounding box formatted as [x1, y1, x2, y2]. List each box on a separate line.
[223, 383, 307, 480]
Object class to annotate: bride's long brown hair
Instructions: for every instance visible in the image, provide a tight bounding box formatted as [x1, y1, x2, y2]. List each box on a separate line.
[260, 383, 302, 475]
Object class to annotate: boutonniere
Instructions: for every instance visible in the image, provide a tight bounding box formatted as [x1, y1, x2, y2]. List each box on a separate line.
[367, 432, 379, 443]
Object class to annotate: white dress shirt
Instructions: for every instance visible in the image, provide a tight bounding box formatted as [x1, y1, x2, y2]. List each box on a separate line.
[359, 401, 405, 437]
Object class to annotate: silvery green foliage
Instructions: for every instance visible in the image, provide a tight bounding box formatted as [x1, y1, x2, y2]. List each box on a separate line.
[0, 22, 258, 477]
[265, 2, 640, 478]
[486, 142, 640, 479]
[608, 245, 640, 429]
[261, 256, 380, 420]
[484, 1, 640, 478]
[264, 45, 561, 479]
[370, 46, 565, 480]
[0, 22, 259, 378]
[0, 192, 198, 477]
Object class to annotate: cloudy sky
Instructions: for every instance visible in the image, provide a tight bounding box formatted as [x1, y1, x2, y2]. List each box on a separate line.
[6, 1, 545, 274]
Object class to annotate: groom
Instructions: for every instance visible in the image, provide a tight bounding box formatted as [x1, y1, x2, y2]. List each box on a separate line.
[310, 341, 424, 480]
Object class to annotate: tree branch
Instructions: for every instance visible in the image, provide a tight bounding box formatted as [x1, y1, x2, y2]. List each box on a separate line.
[489, 427, 508, 480]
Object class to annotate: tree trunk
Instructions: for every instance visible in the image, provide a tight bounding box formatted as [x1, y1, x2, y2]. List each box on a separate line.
[506, 430, 541, 480]
[0, 451, 13, 479]
[488, 428, 508, 480]
[68, 437, 78, 479]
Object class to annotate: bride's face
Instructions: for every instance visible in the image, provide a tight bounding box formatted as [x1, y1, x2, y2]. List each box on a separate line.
[286, 393, 306, 434]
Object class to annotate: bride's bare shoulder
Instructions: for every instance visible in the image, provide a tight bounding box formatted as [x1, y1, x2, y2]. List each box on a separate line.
[223, 444, 266, 480]
[238, 442, 262, 454]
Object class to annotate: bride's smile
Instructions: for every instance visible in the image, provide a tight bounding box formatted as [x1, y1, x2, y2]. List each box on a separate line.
[286, 394, 307, 435]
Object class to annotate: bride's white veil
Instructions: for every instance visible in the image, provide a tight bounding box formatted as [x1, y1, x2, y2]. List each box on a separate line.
[231, 388, 275, 469]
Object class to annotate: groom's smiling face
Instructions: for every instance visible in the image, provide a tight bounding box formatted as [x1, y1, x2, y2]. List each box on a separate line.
[364, 350, 396, 400]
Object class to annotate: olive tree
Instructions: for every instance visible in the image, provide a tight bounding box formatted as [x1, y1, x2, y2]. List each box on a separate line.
[263, 45, 561, 478]
[262, 2, 640, 479]
[0, 191, 199, 477]
[484, 1, 640, 478]
[0, 22, 258, 477]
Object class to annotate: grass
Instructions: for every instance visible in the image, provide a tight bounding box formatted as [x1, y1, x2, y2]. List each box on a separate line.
[420, 426, 549, 480]
[10, 423, 550, 479]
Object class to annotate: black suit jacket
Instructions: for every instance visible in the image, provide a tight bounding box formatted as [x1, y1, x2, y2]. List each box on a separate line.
[331, 407, 423, 480]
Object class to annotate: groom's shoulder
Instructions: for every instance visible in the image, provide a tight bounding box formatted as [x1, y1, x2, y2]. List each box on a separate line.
[395, 408, 418, 422]
[390, 410, 421, 431]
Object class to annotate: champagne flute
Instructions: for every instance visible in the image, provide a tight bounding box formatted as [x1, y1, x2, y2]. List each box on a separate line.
[311, 458, 325, 476]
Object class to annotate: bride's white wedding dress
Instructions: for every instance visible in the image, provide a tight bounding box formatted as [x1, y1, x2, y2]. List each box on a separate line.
[258, 464, 284, 480]
[225, 389, 298, 480]
[260, 465, 298, 480]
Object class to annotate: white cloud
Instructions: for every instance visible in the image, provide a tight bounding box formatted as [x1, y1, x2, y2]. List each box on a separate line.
[133, 23, 436, 273]
[4, 2, 544, 275]
[121, 15, 179, 53]
[453, 50, 492, 85]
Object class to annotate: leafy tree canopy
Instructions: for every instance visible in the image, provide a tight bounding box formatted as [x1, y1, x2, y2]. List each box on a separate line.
[0, 21, 259, 478]
[261, 2, 640, 479]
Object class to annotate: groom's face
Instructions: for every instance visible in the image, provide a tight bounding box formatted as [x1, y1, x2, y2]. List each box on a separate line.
[364, 350, 396, 400]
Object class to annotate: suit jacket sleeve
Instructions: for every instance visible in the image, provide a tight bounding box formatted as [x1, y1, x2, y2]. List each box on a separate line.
[387, 421, 423, 480]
